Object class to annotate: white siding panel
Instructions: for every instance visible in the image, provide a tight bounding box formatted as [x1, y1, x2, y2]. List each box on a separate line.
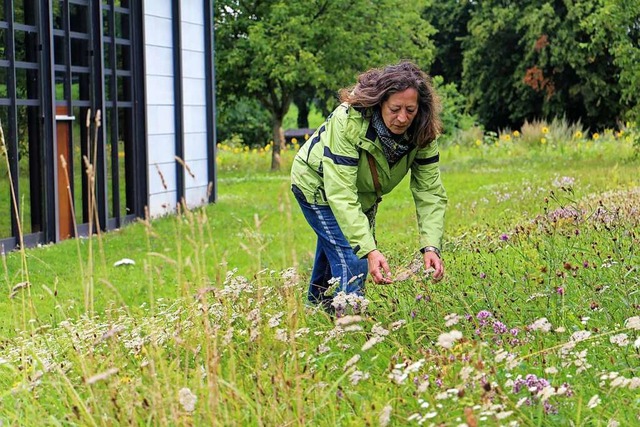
[144, 46, 174, 76]
[182, 23, 205, 52]
[183, 105, 207, 134]
[181, 0, 205, 25]
[183, 159, 209, 188]
[147, 134, 176, 164]
[182, 51, 205, 79]
[144, 0, 172, 19]
[183, 77, 206, 106]
[145, 16, 173, 48]
[146, 75, 175, 105]
[148, 162, 177, 193]
[185, 186, 209, 208]
[147, 105, 176, 136]
[184, 133, 208, 161]
[148, 192, 177, 216]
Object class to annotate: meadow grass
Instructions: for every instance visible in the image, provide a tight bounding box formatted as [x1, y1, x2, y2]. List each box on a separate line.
[0, 136, 639, 426]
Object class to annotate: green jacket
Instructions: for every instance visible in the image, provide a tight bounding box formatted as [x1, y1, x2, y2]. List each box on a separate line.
[290, 103, 447, 259]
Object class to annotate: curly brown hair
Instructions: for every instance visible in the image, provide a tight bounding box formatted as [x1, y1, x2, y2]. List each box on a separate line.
[339, 61, 442, 148]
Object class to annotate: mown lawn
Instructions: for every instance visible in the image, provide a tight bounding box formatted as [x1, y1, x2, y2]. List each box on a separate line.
[0, 138, 638, 425]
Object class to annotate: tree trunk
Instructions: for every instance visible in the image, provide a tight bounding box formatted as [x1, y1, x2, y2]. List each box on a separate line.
[293, 91, 310, 129]
[270, 116, 285, 171]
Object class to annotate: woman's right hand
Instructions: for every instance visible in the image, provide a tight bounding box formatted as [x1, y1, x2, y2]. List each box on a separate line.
[367, 249, 393, 284]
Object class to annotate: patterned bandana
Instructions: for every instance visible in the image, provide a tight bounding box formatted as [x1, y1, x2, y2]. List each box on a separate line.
[370, 108, 412, 167]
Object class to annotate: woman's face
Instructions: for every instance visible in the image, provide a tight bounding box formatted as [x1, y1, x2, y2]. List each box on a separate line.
[381, 88, 419, 135]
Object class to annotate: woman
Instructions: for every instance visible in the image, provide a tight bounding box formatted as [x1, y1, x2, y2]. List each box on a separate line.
[290, 61, 447, 310]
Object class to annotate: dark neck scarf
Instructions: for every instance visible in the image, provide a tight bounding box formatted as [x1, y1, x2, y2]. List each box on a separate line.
[371, 108, 412, 167]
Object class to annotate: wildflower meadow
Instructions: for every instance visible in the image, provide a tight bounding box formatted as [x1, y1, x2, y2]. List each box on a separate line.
[1, 121, 639, 426]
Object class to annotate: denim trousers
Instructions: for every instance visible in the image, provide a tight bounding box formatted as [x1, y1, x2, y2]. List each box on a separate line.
[292, 185, 369, 304]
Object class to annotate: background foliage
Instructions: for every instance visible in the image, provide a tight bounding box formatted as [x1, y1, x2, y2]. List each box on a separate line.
[215, 0, 640, 149]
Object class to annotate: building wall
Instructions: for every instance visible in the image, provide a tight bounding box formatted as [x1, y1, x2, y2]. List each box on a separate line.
[181, 0, 210, 208]
[143, 0, 211, 216]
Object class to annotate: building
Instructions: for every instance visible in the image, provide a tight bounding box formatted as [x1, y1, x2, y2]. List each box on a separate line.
[0, 0, 217, 252]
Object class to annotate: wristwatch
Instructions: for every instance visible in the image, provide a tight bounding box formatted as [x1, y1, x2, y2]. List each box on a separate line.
[420, 246, 441, 258]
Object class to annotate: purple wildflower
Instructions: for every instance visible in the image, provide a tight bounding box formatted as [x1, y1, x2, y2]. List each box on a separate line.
[557, 287, 565, 296]
[510, 328, 519, 337]
[493, 321, 508, 334]
[500, 233, 509, 241]
[479, 272, 487, 279]
[477, 310, 492, 320]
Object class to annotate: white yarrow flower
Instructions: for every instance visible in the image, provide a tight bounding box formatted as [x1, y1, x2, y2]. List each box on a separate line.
[437, 330, 463, 349]
[444, 313, 460, 327]
[609, 333, 629, 347]
[588, 395, 601, 409]
[178, 387, 197, 413]
[625, 316, 640, 330]
[529, 317, 552, 332]
[379, 405, 392, 427]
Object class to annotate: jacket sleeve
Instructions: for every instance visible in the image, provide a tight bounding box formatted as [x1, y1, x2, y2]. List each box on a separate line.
[322, 110, 376, 259]
[410, 140, 448, 250]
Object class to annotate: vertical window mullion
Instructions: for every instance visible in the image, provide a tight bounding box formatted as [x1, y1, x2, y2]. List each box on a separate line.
[172, 0, 184, 206]
[106, 1, 120, 225]
[204, 0, 217, 203]
[5, 0, 20, 239]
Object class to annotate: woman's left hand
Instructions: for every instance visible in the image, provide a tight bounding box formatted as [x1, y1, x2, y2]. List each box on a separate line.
[423, 252, 444, 281]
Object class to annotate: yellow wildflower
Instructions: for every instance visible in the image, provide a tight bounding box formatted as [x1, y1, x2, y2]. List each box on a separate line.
[542, 127, 549, 134]
[513, 130, 520, 138]
[541, 138, 547, 144]
[574, 131, 583, 139]
[592, 133, 600, 140]
[475, 139, 482, 146]
[291, 137, 298, 144]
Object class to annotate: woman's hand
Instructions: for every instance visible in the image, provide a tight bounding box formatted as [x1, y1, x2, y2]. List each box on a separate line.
[367, 250, 393, 284]
[423, 251, 444, 281]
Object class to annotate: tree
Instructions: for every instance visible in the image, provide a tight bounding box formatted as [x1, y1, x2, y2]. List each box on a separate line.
[422, 0, 476, 85]
[215, 0, 436, 170]
[460, 0, 632, 131]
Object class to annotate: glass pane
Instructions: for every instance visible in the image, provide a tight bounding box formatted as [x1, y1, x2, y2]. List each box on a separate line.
[69, 3, 89, 33]
[105, 108, 115, 217]
[105, 74, 113, 102]
[117, 76, 131, 101]
[70, 37, 89, 67]
[14, 0, 37, 26]
[103, 9, 111, 37]
[72, 73, 91, 101]
[0, 106, 10, 238]
[116, 13, 130, 40]
[14, 30, 39, 63]
[15, 68, 39, 100]
[0, 29, 6, 61]
[103, 40, 112, 69]
[118, 108, 132, 217]
[53, 1, 63, 30]
[53, 35, 66, 65]
[17, 105, 44, 235]
[0, 68, 7, 98]
[116, 44, 130, 70]
[72, 106, 89, 223]
[55, 70, 69, 101]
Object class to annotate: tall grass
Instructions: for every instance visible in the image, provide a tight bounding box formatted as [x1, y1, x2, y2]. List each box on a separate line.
[0, 122, 638, 425]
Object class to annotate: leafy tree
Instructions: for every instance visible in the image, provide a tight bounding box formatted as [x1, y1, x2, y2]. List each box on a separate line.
[422, 0, 476, 85]
[584, 0, 640, 122]
[215, 0, 436, 170]
[216, 96, 271, 147]
[459, 0, 640, 131]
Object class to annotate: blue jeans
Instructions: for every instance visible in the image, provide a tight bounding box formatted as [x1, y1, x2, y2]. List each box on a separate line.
[292, 185, 369, 305]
